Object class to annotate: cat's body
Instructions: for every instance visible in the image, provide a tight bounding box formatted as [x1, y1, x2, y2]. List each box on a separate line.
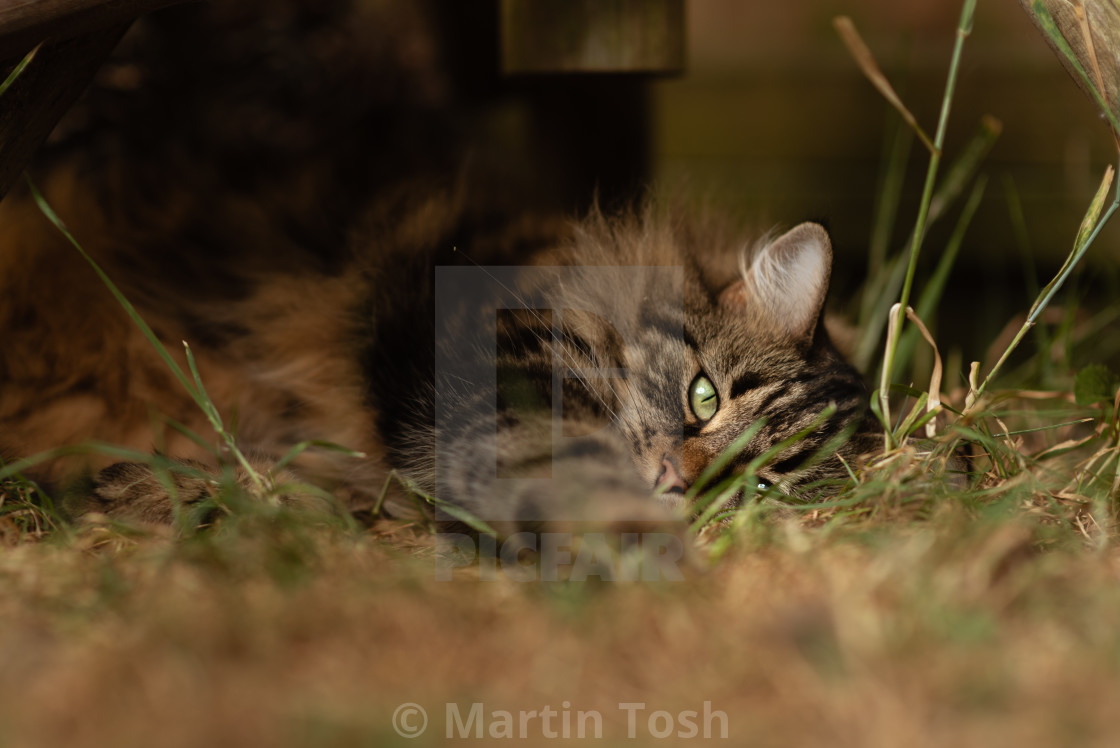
[0, 1, 876, 530]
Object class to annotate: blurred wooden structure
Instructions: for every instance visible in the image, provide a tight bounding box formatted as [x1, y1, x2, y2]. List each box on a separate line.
[1, 0, 684, 207]
[0, 0, 185, 202]
[493, 0, 685, 210]
[500, 0, 684, 74]
[651, 1, 1120, 265]
[0, 0, 180, 59]
[3, 0, 1115, 286]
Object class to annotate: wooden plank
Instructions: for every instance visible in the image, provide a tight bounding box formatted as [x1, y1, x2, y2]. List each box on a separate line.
[500, 0, 684, 74]
[0, 0, 185, 60]
[0, 23, 127, 202]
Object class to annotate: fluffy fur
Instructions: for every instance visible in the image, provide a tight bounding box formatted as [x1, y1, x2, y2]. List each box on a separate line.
[0, 1, 877, 530]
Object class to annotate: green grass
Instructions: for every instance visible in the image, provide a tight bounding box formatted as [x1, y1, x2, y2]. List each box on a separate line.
[4, 0, 1120, 745]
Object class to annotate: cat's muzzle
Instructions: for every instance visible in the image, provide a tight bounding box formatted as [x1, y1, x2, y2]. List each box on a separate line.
[656, 456, 689, 495]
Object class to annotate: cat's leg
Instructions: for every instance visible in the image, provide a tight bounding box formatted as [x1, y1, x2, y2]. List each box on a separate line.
[439, 416, 675, 534]
[430, 410, 692, 579]
[78, 459, 332, 526]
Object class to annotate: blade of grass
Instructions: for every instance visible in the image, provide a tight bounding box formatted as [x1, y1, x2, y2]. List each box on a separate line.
[685, 419, 767, 499]
[967, 161, 1119, 409]
[384, 472, 498, 537]
[877, 0, 978, 447]
[902, 306, 944, 440]
[853, 115, 1000, 372]
[182, 341, 264, 490]
[834, 17, 935, 153]
[994, 418, 1096, 438]
[161, 415, 222, 454]
[0, 44, 37, 98]
[0, 442, 215, 484]
[690, 404, 839, 531]
[265, 480, 363, 533]
[916, 174, 988, 325]
[183, 342, 223, 428]
[0, 467, 66, 536]
[926, 115, 1001, 222]
[867, 106, 916, 279]
[28, 179, 199, 402]
[28, 179, 267, 493]
[893, 174, 988, 372]
[1033, 165, 1116, 322]
[1004, 175, 1056, 382]
[272, 440, 367, 473]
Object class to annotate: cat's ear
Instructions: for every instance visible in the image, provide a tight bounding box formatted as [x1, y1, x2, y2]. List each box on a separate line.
[719, 222, 832, 340]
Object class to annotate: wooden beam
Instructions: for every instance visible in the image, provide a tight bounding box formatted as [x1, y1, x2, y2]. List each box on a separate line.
[0, 23, 127, 202]
[0, 0, 186, 61]
[500, 0, 684, 74]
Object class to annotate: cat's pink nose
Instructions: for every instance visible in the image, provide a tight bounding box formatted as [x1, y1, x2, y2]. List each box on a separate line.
[656, 457, 688, 494]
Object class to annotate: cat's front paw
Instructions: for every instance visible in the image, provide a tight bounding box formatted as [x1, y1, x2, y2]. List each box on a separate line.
[442, 479, 695, 582]
[83, 461, 220, 525]
[80, 459, 329, 526]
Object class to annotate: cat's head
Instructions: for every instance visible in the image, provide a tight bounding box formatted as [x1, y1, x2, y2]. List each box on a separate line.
[606, 221, 877, 509]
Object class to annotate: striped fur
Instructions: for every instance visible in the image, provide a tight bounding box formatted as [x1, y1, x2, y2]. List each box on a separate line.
[0, 1, 877, 530]
[389, 207, 877, 529]
[0, 180, 875, 529]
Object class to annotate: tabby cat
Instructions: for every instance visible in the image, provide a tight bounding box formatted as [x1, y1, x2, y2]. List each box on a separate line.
[0, 0, 876, 532]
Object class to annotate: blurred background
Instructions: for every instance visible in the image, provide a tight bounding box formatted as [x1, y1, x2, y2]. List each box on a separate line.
[8, 0, 1118, 378]
[468, 0, 1120, 377]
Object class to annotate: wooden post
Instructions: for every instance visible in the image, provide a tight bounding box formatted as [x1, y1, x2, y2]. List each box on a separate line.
[500, 0, 684, 74]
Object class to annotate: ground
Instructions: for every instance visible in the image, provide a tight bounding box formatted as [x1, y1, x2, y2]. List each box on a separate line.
[2, 490, 1120, 747]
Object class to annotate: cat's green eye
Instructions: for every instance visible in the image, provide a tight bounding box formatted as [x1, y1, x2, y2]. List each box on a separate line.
[688, 374, 719, 422]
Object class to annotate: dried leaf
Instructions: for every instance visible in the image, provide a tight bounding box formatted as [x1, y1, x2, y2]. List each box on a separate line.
[833, 16, 936, 153]
[1017, 0, 1120, 144]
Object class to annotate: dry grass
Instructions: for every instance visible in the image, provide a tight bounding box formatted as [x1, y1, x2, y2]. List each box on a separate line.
[2, 504, 1120, 747]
